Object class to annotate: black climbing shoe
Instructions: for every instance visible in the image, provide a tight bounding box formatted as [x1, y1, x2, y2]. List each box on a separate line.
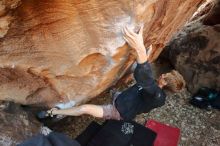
[190, 87, 220, 110]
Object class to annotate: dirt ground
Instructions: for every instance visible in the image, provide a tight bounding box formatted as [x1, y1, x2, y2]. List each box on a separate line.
[48, 85, 220, 146]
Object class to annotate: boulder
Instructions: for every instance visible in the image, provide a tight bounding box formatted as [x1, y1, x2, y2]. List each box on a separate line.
[0, 102, 41, 146]
[163, 0, 220, 93]
[203, 0, 220, 26]
[0, 0, 21, 38]
[0, 0, 204, 106]
[165, 23, 220, 93]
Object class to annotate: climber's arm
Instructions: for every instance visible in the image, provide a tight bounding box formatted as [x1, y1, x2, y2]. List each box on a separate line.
[48, 104, 104, 118]
[122, 25, 166, 109]
[122, 25, 159, 95]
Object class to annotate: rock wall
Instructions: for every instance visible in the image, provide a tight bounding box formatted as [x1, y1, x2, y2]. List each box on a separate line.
[167, 24, 220, 93]
[0, 102, 41, 146]
[0, 0, 204, 107]
[0, 0, 21, 38]
[203, 0, 220, 25]
[164, 0, 220, 93]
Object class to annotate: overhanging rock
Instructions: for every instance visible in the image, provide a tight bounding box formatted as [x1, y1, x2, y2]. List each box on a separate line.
[0, 0, 204, 107]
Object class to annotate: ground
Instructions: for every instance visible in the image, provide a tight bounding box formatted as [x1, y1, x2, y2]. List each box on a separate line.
[48, 84, 220, 146]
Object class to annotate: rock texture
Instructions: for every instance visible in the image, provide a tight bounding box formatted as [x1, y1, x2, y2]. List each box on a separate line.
[0, 0, 21, 38]
[203, 0, 220, 26]
[0, 102, 41, 146]
[0, 0, 204, 106]
[164, 0, 220, 93]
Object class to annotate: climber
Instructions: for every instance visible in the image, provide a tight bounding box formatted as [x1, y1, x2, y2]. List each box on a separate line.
[46, 25, 186, 120]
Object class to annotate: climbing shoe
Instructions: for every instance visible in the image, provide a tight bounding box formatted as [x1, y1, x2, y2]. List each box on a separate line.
[190, 87, 220, 110]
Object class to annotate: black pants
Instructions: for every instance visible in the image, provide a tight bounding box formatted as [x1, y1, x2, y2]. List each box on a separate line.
[76, 120, 157, 146]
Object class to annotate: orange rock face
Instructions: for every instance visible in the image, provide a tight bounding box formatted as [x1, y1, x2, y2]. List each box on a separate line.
[0, 0, 203, 107]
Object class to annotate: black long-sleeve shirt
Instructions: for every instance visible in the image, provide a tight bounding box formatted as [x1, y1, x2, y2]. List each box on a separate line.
[115, 61, 166, 120]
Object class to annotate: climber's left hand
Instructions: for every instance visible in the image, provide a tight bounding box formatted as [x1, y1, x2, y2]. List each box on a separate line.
[122, 25, 147, 64]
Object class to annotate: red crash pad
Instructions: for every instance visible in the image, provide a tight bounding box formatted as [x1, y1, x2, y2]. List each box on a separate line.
[145, 120, 180, 146]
